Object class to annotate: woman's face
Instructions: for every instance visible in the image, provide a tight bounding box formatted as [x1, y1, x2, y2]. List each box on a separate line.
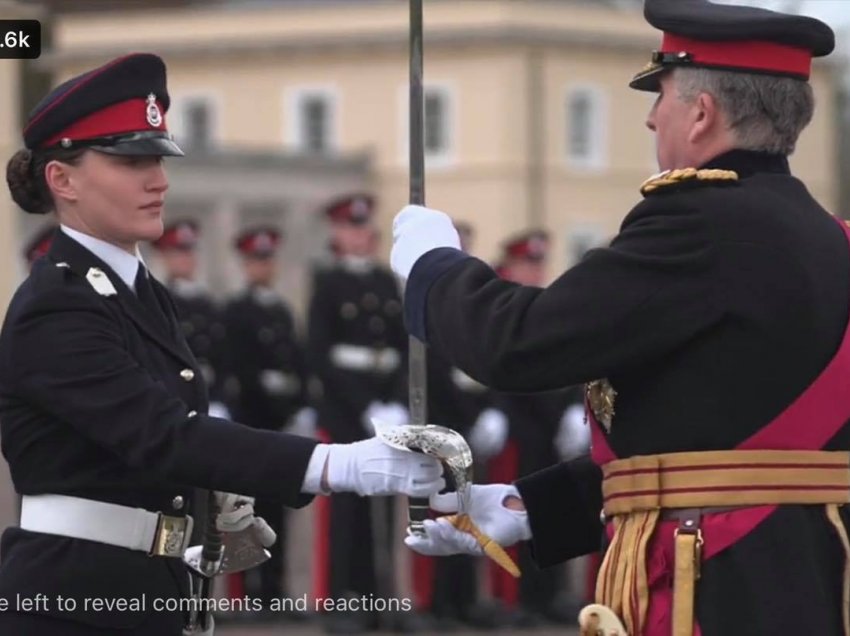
[53, 151, 169, 252]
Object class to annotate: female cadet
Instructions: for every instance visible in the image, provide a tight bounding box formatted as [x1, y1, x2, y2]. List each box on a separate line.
[0, 53, 441, 635]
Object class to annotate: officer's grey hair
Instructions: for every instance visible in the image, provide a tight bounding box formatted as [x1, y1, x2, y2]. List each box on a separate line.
[673, 67, 815, 155]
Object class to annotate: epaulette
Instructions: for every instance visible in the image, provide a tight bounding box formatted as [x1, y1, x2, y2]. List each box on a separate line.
[640, 168, 739, 196]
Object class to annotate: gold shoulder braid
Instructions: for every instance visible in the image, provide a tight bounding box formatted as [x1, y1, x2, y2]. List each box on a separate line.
[586, 379, 617, 433]
[640, 167, 738, 196]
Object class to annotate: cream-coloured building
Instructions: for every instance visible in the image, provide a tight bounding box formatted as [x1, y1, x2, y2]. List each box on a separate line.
[38, 0, 840, 288]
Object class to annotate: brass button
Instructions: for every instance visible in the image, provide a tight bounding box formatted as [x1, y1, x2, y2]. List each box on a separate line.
[172, 496, 184, 510]
[340, 302, 358, 320]
[180, 368, 195, 381]
[187, 410, 198, 418]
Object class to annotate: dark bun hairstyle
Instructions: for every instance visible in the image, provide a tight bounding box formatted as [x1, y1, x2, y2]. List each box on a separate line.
[6, 147, 85, 215]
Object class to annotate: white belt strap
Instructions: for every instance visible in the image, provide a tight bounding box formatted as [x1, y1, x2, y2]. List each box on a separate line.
[330, 344, 400, 373]
[20, 494, 192, 557]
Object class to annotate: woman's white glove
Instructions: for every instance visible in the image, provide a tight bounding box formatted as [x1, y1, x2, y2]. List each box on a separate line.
[468, 408, 509, 459]
[391, 204, 461, 281]
[555, 403, 591, 461]
[404, 484, 531, 556]
[215, 492, 276, 548]
[325, 423, 445, 497]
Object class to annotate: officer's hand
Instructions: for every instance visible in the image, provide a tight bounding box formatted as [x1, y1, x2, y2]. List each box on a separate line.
[215, 492, 277, 548]
[324, 427, 445, 497]
[468, 408, 509, 459]
[404, 484, 531, 556]
[391, 204, 461, 281]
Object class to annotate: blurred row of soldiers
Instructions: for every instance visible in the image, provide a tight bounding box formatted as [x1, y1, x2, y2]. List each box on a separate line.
[21, 195, 590, 633]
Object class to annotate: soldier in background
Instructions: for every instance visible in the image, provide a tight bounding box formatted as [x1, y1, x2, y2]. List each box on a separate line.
[307, 194, 409, 634]
[22, 224, 57, 272]
[482, 230, 586, 626]
[413, 221, 496, 629]
[151, 220, 229, 416]
[223, 226, 311, 622]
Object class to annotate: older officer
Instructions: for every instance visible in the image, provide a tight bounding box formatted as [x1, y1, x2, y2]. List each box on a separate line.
[0, 53, 444, 635]
[396, 2, 850, 635]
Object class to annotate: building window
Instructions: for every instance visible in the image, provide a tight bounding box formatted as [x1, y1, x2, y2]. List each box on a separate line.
[424, 89, 449, 156]
[289, 87, 338, 154]
[565, 86, 607, 170]
[171, 94, 219, 150]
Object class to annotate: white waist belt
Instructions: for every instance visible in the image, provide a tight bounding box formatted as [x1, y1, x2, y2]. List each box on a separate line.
[20, 494, 193, 557]
[330, 344, 401, 373]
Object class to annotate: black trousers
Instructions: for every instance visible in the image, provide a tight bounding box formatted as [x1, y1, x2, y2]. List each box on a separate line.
[328, 493, 395, 602]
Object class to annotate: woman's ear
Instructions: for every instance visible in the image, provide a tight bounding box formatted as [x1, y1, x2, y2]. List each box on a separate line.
[44, 160, 78, 205]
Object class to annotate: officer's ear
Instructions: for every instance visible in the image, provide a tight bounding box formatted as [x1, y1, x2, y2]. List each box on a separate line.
[44, 158, 80, 205]
[688, 91, 722, 146]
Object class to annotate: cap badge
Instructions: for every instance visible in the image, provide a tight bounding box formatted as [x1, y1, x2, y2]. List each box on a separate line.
[146, 93, 163, 128]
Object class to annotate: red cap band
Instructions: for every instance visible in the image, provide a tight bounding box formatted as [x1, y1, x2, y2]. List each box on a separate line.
[661, 33, 812, 78]
[41, 97, 167, 148]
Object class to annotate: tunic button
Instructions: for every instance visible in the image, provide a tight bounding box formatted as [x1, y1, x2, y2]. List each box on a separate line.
[180, 368, 195, 381]
[187, 410, 198, 418]
[599, 509, 607, 525]
[172, 496, 184, 510]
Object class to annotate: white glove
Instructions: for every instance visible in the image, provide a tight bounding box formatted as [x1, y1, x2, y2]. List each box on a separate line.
[286, 406, 318, 438]
[325, 423, 445, 497]
[391, 204, 461, 281]
[207, 401, 231, 419]
[555, 403, 591, 461]
[468, 408, 508, 459]
[361, 401, 409, 434]
[215, 492, 276, 548]
[404, 484, 531, 556]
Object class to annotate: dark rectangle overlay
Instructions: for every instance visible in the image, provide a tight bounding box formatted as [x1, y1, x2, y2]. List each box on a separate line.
[0, 20, 40, 59]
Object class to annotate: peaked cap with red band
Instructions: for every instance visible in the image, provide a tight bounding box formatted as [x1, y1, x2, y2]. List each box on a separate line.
[152, 220, 199, 251]
[23, 225, 57, 265]
[23, 53, 183, 156]
[234, 226, 282, 258]
[502, 229, 550, 263]
[324, 194, 375, 225]
[630, 0, 835, 92]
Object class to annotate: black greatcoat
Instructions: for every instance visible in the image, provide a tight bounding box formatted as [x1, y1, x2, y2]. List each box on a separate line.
[403, 150, 850, 635]
[0, 230, 317, 633]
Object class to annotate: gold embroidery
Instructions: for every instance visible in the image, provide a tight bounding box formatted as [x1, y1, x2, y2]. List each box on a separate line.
[586, 379, 617, 432]
[640, 168, 738, 196]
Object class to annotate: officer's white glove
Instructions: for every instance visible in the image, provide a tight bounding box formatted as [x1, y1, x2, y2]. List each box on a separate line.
[391, 204, 461, 281]
[286, 406, 318, 439]
[215, 492, 276, 548]
[468, 408, 509, 459]
[555, 403, 591, 461]
[362, 401, 409, 433]
[325, 422, 445, 497]
[404, 484, 532, 556]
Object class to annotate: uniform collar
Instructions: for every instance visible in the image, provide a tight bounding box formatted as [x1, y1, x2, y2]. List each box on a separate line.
[699, 149, 791, 179]
[60, 224, 145, 291]
[250, 284, 279, 306]
[338, 255, 375, 273]
[169, 277, 205, 299]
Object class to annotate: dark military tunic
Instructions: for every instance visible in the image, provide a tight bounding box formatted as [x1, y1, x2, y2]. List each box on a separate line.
[0, 231, 317, 634]
[222, 285, 310, 603]
[403, 150, 850, 635]
[307, 257, 406, 609]
[166, 278, 228, 407]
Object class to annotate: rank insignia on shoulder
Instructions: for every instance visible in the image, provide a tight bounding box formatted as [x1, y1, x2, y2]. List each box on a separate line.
[640, 168, 738, 196]
[86, 267, 117, 296]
